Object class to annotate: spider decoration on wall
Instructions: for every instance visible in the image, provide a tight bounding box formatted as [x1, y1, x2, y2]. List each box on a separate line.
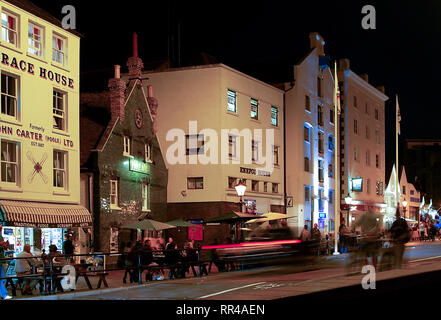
[27, 151, 48, 184]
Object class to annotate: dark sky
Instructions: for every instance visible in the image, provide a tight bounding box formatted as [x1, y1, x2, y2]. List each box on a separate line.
[33, 0, 441, 164]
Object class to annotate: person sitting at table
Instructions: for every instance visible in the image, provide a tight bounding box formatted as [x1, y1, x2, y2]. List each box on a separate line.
[164, 238, 180, 279]
[140, 240, 154, 281]
[15, 244, 41, 295]
[48, 245, 67, 266]
[166, 237, 177, 250]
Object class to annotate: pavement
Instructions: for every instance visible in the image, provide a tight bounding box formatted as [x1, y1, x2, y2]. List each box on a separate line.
[13, 240, 441, 300]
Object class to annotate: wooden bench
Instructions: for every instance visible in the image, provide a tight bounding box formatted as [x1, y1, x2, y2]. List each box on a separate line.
[0, 272, 67, 296]
[76, 271, 109, 289]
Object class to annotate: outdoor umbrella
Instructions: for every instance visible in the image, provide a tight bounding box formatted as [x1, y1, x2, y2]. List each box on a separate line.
[165, 219, 198, 227]
[204, 211, 257, 224]
[120, 219, 177, 231]
[246, 212, 296, 224]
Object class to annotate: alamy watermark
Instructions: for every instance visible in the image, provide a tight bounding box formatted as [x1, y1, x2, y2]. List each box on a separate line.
[61, 5, 76, 30]
[361, 265, 376, 289]
[361, 5, 376, 30]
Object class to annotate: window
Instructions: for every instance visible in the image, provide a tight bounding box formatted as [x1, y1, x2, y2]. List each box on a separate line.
[227, 89, 236, 113]
[304, 126, 310, 142]
[403, 186, 406, 195]
[366, 150, 371, 166]
[317, 77, 323, 98]
[142, 183, 149, 211]
[186, 134, 204, 155]
[329, 190, 333, 204]
[28, 23, 43, 57]
[305, 95, 311, 111]
[1, 12, 17, 46]
[1, 73, 18, 119]
[328, 135, 334, 151]
[367, 179, 371, 194]
[145, 143, 152, 162]
[52, 34, 66, 65]
[252, 140, 259, 162]
[1, 140, 18, 184]
[272, 183, 279, 193]
[365, 126, 370, 139]
[410, 190, 415, 195]
[250, 98, 258, 120]
[53, 150, 67, 189]
[123, 136, 131, 156]
[271, 106, 278, 126]
[252, 180, 259, 192]
[354, 146, 359, 162]
[353, 96, 357, 108]
[187, 177, 203, 189]
[328, 164, 333, 177]
[375, 130, 380, 144]
[318, 132, 324, 154]
[318, 159, 324, 182]
[318, 188, 324, 212]
[376, 154, 380, 168]
[375, 108, 379, 120]
[273, 146, 279, 166]
[53, 89, 66, 131]
[228, 177, 237, 189]
[330, 107, 335, 124]
[110, 179, 118, 207]
[354, 119, 358, 134]
[318, 106, 324, 126]
[228, 135, 236, 158]
[304, 186, 311, 202]
[263, 182, 268, 192]
[304, 157, 310, 172]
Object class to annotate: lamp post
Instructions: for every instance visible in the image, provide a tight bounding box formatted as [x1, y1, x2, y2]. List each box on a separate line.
[234, 180, 247, 242]
[344, 194, 353, 227]
[402, 200, 408, 219]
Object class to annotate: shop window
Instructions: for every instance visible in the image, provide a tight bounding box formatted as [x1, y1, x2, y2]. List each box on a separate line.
[187, 177, 203, 189]
[53, 150, 67, 189]
[53, 89, 66, 131]
[1, 11, 18, 46]
[28, 23, 44, 57]
[53, 34, 66, 65]
[1, 72, 19, 120]
[1, 140, 19, 184]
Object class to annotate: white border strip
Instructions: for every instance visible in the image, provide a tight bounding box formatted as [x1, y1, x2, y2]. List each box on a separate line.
[198, 282, 266, 299]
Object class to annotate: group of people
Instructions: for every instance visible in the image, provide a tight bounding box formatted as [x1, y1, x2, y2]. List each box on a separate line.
[412, 221, 438, 241]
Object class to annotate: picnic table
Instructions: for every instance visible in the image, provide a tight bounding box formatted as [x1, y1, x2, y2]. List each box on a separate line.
[74, 263, 109, 289]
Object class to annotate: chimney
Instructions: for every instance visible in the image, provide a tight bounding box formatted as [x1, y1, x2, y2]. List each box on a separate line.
[146, 85, 159, 135]
[127, 32, 144, 79]
[360, 73, 369, 83]
[108, 65, 126, 122]
[309, 32, 325, 56]
[339, 58, 350, 71]
[376, 85, 385, 94]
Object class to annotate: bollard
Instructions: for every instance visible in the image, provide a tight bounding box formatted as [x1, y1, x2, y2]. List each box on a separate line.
[137, 253, 142, 285]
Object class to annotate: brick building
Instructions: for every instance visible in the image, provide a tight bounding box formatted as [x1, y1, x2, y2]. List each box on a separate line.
[80, 36, 168, 257]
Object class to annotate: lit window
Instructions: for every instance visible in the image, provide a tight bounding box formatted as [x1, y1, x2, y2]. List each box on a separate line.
[1, 12, 18, 46]
[53, 34, 66, 65]
[328, 135, 334, 151]
[110, 179, 119, 207]
[305, 95, 311, 111]
[1, 73, 18, 119]
[252, 180, 259, 192]
[53, 150, 67, 189]
[28, 23, 43, 57]
[186, 134, 204, 155]
[318, 132, 324, 154]
[123, 136, 131, 156]
[328, 164, 333, 178]
[271, 106, 278, 126]
[272, 183, 279, 193]
[53, 90, 66, 131]
[250, 98, 258, 120]
[376, 154, 380, 168]
[142, 183, 149, 211]
[187, 177, 203, 189]
[1, 140, 18, 184]
[145, 143, 152, 162]
[318, 159, 324, 182]
[227, 89, 236, 113]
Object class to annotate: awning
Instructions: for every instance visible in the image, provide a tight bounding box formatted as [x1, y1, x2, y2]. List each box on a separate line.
[0, 200, 93, 228]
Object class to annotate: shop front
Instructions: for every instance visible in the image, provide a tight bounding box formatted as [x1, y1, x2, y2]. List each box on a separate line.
[341, 202, 387, 228]
[0, 200, 93, 256]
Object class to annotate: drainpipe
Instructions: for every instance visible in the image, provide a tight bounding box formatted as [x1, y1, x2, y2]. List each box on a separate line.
[283, 82, 295, 214]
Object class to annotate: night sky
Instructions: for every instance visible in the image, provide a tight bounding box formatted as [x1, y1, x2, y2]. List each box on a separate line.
[32, 0, 441, 165]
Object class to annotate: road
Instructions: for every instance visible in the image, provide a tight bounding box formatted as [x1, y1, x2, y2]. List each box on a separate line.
[46, 241, 441, 300]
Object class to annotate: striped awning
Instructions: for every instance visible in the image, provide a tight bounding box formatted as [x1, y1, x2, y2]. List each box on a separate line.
[0, 200, 93, 228]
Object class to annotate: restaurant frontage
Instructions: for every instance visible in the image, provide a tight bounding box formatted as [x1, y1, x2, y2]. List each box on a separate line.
[0, 200, 93, 255]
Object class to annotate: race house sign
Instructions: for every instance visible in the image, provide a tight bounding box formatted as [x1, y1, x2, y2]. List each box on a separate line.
[240, 167, 271, 177]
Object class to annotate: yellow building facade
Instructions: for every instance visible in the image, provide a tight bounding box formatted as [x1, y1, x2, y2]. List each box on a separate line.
[0, 0, 90, 256]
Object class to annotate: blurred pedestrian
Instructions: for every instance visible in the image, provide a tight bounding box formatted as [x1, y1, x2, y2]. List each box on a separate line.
[352, 210, 382, 269]
[419, 221, 425, 241]
[339, 219, 350, 253]
[300, 225, 311, 242]
[390, 208, 411, 269]
[0, 225, 12, 299]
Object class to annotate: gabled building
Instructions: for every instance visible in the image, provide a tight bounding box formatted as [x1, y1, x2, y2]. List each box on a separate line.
[80, 36, 168, 258]
[399, 166, 420, 221]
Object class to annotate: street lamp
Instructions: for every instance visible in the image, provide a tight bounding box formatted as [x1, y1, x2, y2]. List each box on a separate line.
[344, 194, 353, 227]
[234, 180, 247, 243]
[402, 200, 408, 219]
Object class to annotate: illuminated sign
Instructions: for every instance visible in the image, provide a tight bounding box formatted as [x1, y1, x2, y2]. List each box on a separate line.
[319, 212, 326, 219]
[129, 158, 149, 174]
[351, 177, 363, 192]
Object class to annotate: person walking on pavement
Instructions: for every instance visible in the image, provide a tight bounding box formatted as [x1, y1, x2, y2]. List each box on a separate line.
[300, 225, 311, 242]
[0, 225, 12, 299]
[390, 208, 411, 269]
[311, 223, 322, 255]
[419, 221, 425, 241]
[339, 219, 350, 253]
